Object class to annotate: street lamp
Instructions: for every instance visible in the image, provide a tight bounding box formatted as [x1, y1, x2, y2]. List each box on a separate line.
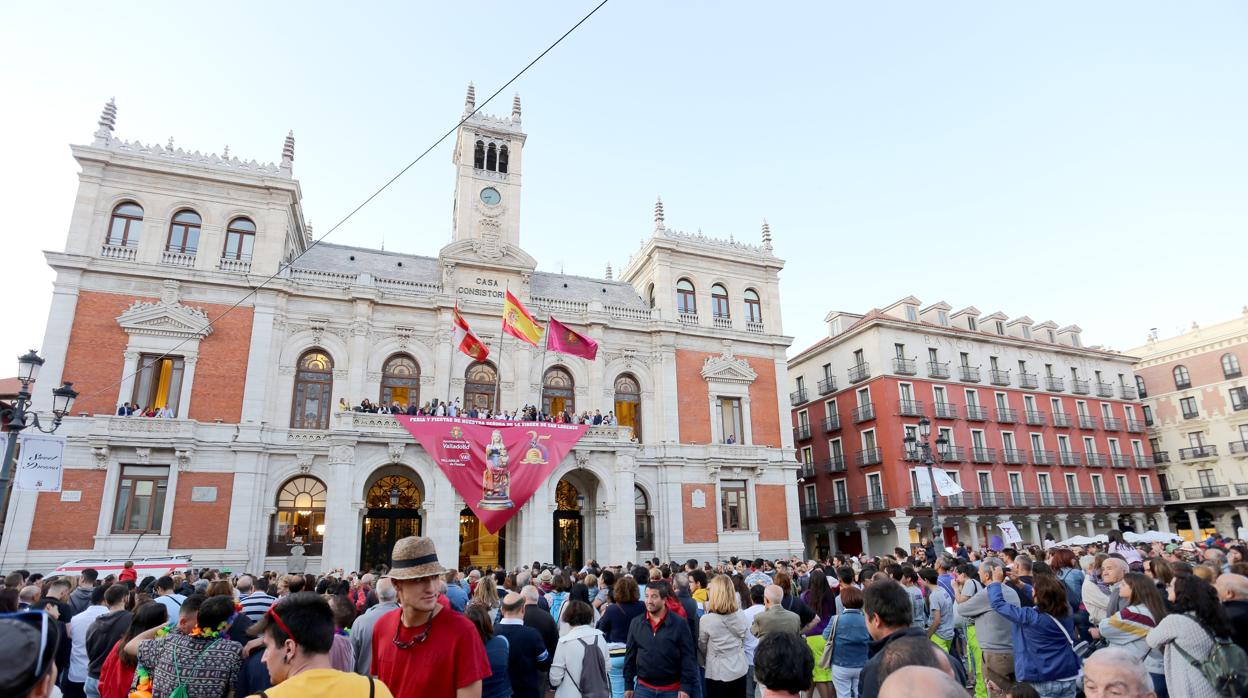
[904, 416, 948, 553]
[1, 350, 79, 531]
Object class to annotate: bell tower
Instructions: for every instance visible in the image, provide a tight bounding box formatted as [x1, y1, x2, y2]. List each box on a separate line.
[451, 83, 526, 253]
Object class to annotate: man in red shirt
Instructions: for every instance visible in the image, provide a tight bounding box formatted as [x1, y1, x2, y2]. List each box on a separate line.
[370, 536, 491, 697]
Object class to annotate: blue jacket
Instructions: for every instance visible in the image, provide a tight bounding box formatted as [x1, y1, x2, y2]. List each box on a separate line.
[987, 583, 1081, 682]
[823, 609, 870, 668]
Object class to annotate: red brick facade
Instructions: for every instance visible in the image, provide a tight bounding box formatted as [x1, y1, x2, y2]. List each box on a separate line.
[755, 484, 788, 541]
[681, 483, 717, 543]
[675, 349, 782, 447]
[169, 472, 235, 549]
[27, 470, 107, 549]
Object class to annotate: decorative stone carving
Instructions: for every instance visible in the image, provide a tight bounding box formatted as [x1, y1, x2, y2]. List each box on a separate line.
[691, 488, 707, 509]
[116, 280, 214, 340]
[92, 446, 109, 469]
[366, 371, 382, 382]
[278, 365, 296, 376]
[574, 450, 590, 469]
[134, 448, 151, 465]
[328, 444, 354, 464]
[295, 453, 314, 474]
[332, 369, 349, 380]
[450, 378, 466, 389]
[472, 219, 504, 260]
[701, 341, 757, 385]
[387, 442, 406, 463]
[352, 320, 371, 338]
[420, 375, 437, 386]
[708, 463, 721, 480]
[175, 450, 192, 472]
[443, 263, 456, 288]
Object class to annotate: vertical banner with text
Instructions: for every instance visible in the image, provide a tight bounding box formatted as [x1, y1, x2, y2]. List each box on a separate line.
[14, 433, 66, 492]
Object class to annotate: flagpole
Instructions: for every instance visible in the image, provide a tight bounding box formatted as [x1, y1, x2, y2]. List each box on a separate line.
[495, 295, 508, 416]
[539, 314, 552, 417]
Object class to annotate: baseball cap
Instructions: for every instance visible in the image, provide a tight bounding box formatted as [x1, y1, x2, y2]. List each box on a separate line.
[0, 611, 61, 696]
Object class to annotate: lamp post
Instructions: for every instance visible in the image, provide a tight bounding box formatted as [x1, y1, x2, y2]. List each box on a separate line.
[903, 416, 947, 552]
[0, 350, 78, 534]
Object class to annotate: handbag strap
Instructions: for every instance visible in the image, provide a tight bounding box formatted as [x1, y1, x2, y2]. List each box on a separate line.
[1046, 614, 1076, 650]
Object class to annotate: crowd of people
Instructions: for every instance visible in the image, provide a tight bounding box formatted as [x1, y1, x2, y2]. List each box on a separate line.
[2, 530, 1247, 698]
[339, 395, 619, 426]
[114, 403, 176, 418]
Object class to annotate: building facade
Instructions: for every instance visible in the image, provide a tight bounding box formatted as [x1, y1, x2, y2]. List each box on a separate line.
[3, 91, 801, 574]
[1128, 311, 1248, 539]
[788, 297, 1165, 557]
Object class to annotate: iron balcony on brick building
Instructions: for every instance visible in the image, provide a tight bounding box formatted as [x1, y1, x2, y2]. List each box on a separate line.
[856, 448, 883, 466]
[1125, 418, 1144, 432]
[817, 376, 837, 395]
[848, 362, 871, 383]
[823, 414, 841, 432]
[996, 407, 1018, 424]
[793, 423, 812, 441]
[1102, 417, 1122, 431]
[934, 402, 959, 419]
[1030, 449, 1056, 466]
[971, 447, 997, 464]
[939, 445, 966, 462]
[1179, 445, 1218, 461]
[966, 405, 988, 421]
[1053, 411, 1073, 427]
[1230, 440, 1248, 456]
[1111, 454, 1132, 468]
[1087, 453, 1108, 467]
[1025, 410, 1047, 426]
[1060, 451, 1084, 466]
[928, 361, 951, 379]
[860, 494, 889, 512]
[898, 399, 924, 417]
[824, 455, 847, 474]
[790, 388, 808, 406]
[1078, 414, 1098, 430]
[852, 403, 875, 423]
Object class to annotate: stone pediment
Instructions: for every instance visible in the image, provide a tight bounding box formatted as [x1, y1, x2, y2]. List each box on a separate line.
[439, 239, 537, 272]
[701, 342, 757, 384]
[116, 280, 213, 340]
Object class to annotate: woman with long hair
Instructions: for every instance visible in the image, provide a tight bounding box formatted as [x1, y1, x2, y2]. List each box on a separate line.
[987, 567, 1082, 698]
[97, 602, 167, 698]
[465, 602, 512, 698]
[698, 575, 748, 698]
[799, 569, 836, 698]
[1147, 575, 1233, 698]
[558, 582, 597, 636]
[1093, 573, 1167, 698]
[473, 574, 501, 617]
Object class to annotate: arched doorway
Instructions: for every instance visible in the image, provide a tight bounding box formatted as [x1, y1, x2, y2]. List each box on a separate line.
[459, 508, 505, 571]
[464, 361, 497, 413]
[613, 373, 641, 440]
[554, 479, 584, 569]
[268, 476, 327, 556]
[634, 485, 654, 552]
[379, 354, 420, 409]
[542, 366, 575, 417]
[360, 472, 423, 572]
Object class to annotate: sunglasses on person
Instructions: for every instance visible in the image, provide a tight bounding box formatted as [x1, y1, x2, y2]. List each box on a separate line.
[392, 618, 433, 649]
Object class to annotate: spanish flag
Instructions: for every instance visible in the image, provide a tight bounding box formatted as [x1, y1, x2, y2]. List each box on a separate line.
[502, 289, 544, 346]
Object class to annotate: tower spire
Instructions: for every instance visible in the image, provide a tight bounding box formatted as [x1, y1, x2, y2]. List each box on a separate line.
[761, 218, 772, 250]
[605, 262, 613, 280]
[511, 93, 522, 121]
[654, 196, 665, 230]
[464, 82, 476, 115]
[93, 97, 117, 144]
[281, 131, 295, 173]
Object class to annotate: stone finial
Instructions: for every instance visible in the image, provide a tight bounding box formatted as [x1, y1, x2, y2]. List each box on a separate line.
[94, 98, 117, 143]
[305, 220, 314, 245]
[1191, 320, 1200, 331]
[166, 136, 175, 149]
[605, 262, 613, 280]
[281, 131, 295, 170]
[512, 93, 522, 121]
[654, 196, 665, 229]
[465, 82, 476, 114]
[761, 219, 772, 250]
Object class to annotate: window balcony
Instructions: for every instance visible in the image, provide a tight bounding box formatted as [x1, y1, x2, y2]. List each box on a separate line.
[1102, 417, 1122, 431]
[848, 363, 871, 383]
[1030, 449, 1055, 466]
[990, 369, 1011, 386]
[851, 403, 875, 423]
[218, 257, 252, 273]
[161, 250, 197, 267]
[1110, 454, 1132, 468]
[1060, 451, 1084, 466]
[824, 455, 847, 474]
[1237, 483, 1248, 496]
[800, 500, 820, 519]
[893, 358, 917, 376]
[1140, 493, 1163, 506]
[908, 491, 969, 509]
[999, 448, 1027, 465]
[817, 377, 837, 395]
[903, 447, 921, 462]
[1091, 492, 1113, 507]
[800, 462, 816, 480]
[1009, 491, 1035, 507]
[1119, 385, 1138, 400]
[897, 400, 925, 417]
[826, 499, 852, 516]
[1182, 409, 1200, 420]
[1134, 455, 1155, 468]
[678, 311, 699, 325]
[977, 491, 1003, 508]
[746, 320, 765, 334]
[860, 494, 890, 512]
[1078, 414, 1098, 430]
[823, 415, 841, 432]
[793, 424, 812, 441]
[959, 366, 981, 383]
[1087, 453, 1108, 467]
[1046, 376, 1065, 392]
[1067, 492, 1089, 507]
[1125, 419, 1144, 432]
[1052, 412, 1072, 428]
[995, 407, 1018, 424]
[1229, 440, 1248, 456]
[1024, 410, 1047, 426]
[1095, 382, 1115, 398]
[1179, 445, 1218, 461]
[1038, 492, 1061, 508]
[1072, 379, 1091, 395]
[966, 405, 988, 421]
[101, 242, 139, 261]
[938, 446, 966, 462]
[1153, 451, 1171, 464]
[971, 447, 997, 464]
[790, 388, 808, 406]
[713, 316, 732, 330]
[1162, 489, 1180, 502]
[934, 402, 959, 420]
[927, 361, 951, 379]
[1184, 485, 1229, 499]
[855, 448, 883, 466]
[1175, 379, 1192, 390]
[1019, 372, 1039, 389]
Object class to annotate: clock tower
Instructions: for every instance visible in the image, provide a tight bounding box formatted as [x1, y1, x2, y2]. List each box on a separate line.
[451, 83, 527, 256]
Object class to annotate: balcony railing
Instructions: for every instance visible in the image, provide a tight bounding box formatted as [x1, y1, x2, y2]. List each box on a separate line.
[1095, 382, 1115, 398]
[713, 316, 732, 329]
[817, 377, 837, 395]
[1230, 440, 1248, 456]
[971, 447, 997, 464]
[1182, 409, 1200, 420]
[1019, 372, 1039, 389]
[1030, 449, 1056, 466]
[1162, 489, 1179, 502]
[824, 455, 847, 473]
[678, 311, 699, 325]
[1072, 379, 1091, 395]
[934, 402, 959, 419]
[1119, 385, 1138, 400]
[856, 448, 883, 466]
[990, 369, 1011, 386]
[801, 501, 820, 519]
[1067, 492, 1089, 507]
[908, 491, 969, 509]
[966, 405, 988, 421]
[1184, 485, 1229, 499]
[218, 257, 251, 273]
[1111, 454, 1132, 468]
[959, 366, 981, 382]
[1175, 379, 1192, 390]
[793, 424, 812, 441]
[826, 499, 852, 516]
[893, 358, 917, 376]
[790, 388, 809, 406]
[898, 400, 925, 417]
[996, 407, 1018, 424]
[1046, 376, 1065, 392]
[1125, 419, 1144, 432]
[1092, 492, 1113, 507]
[977, 491, 1002, 508]
[1053, 412, 1072, 427]
[1023, 410, 1046, 426]
[823, 415, 841, 432]
[1134, 455, 1155, 468]
[860, 494, 890, 512]
[1060, 451, 1084, 466]
[1038, 492, 1062, 508]
[939, 446, 966, 462]
[927, 361, 950, 379]
[903, 447, 921, 462]
[1087, 453, 1108, 467]
[1078, 414, 1098, 430]
[1009, 492, 1035, 507]
[1237, 483, 1248, 496]
[1102, 417, 1121, 431]
[1118, 493, 1138, 507]
[101, 242, 139, 261]
[161, 250, 197, 267]
[852, 403, 876, 423]
[1179, 445, 1218, 461]
[800, 462, 816, 479]
[848, 363, 870, 383]
[746, 321, 765, 334]
[1154, 451, 1171, 464]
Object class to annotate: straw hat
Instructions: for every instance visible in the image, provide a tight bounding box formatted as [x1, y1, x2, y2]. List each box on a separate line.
[538, 569, 554, 584]
[386, 536, 448, 580]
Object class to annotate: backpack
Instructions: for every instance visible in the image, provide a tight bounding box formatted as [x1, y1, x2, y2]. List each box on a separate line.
[1171, 616, 1248, 698]
[567, 635, 611, 698]
[549, 592, 568, 621]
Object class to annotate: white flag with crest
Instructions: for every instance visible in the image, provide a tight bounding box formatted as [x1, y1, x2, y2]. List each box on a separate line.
[930, 467, 965, 497]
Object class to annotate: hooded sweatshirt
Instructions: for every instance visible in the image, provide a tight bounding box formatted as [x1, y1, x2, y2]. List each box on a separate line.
[86, 609, 132, 679]
[68, 586, 95, 615]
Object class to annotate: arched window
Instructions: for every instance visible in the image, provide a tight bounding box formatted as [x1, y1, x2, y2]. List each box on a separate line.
[473, 140, 485, 170]
[646, 283, 655, 309]
[464, 361, 497, 413]
[268, 476, 326, 555]
[291, 350, 333, 429]
[380, 354, 420, 408]
[1222, 353, 1242, 379]
[486, 143, 497, 171]
[498, 145, 509, 174]
[166, 209, 201, 254]
[222, 217, 256, 261]
[711, 283, 730, 318]
[676, 278, 697, 315]
[635, 486, 654, 550]
[366, 474, 422, 509]
[744, 289, 763, 324]
[1173, 365, 1191, 390]
[542, 366, 575, 417]
[107, 202, 143, 247]
[1135, 375, 1147, 398]
[614, 373, 642, 441]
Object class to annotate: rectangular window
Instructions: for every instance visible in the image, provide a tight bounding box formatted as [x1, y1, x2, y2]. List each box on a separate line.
[971, 430, 986, 448]
[1198, 470, 1216, 488]
[1180, 397, 1198, 419]
[1045, 363, 1055, 378]
[1142, 405, 1154, 425]
[928, 348, 939, 363]
[853, 349, 865, 365]
[990, 356, 1000, 371]
[1002, 431, 1017, 450]
[905, 305, 918, 322]
[803, 484, 817, 512]
[1050, 397, 1063, 414]
[721, 481, 749, 531]
[1100, 403, 1112, 419]
[1029, 433, 1042, 451]
[1024, 395, 1037, 411]
[1188, 431, 1206, 447]
[1131, 440, 1144, 458]
[717, 397, 743, 444]
[131, 354, 186, 416]
[1037, 473, 1052, 494]
[1018, 360, 1028, 373]
[937, 310, 949, 326]
[862, 429, 877, 450]
[894, 343, 906, 359]
[796, 376, 805, 393]
[112, 465, 169, 533]
[967, 316, 978, 331]
[1022, 326, 1032, 339]
[1139, 476, 1152, 495]
[1065, 473, 1079, 494]
[995, 392, 1008, 410]
[1083, 436, 1097, 453]
[867, 473, 883, 498]
[822, 363, 833, 381]
[933, 386, 947, 404]
[1115, 475, 1128, 495]
[1058, 435, 1071, 453]
[965, 390, 980, 407]
[857, 387, 870, 407]
[829, 439, 844, 460]
[899, 383, 914, 401]
[1230, 387, 1248, 411]
[960, 352, 971, 367]
[1091, 474, 1105, 494]
[834, 479, 848, 507]
[801, 446, 813, 464]
[1008, 473, 1023, 495]
[938, 426, 954, 446]
[1108, 438, 1121, 456]
[798, 409, 809, 428]
[977, 472, 992, 493]
[1076, 400, 1089, 416]
[995, 321, 1005, 335]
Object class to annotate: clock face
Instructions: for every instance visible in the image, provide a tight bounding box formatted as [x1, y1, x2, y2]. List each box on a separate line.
[480, 187, 501, 205]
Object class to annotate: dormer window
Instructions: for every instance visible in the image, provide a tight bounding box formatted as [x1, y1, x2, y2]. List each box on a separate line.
[995, 321, 1005, 335]
[937, 311, 949, 326]
[967, 317, 978, 331]
[905, 306, 917, 322]
[1022, 326, 1032, 340]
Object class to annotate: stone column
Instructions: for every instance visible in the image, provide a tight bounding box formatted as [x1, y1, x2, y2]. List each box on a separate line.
[178, 355, 199, 418]
[348, 303, 372, 404]
[825, 524, 839, 556]
[321, 443, 357, 571]
[857, 521, 871, 558]
[891, 515, 913, 553]
[1154, 513, 1171, 533]
[611, 455, 638, 564]
[1055, 514, 1070, 542]
[1083, 513, 1096, 536]
[1185, 510, 1201, 537]
[30, 270, 83, 413]
[1027, 514, 1042, 547]
[117, 351, 141, 408]
[965, 515, 980, 549]
[1235, 506, 1248, 536]
[426, 479, 460, 571]
[1131, 512, 1149, 533]
[433, 310, 455, 403]
[240, 291, 279, 422]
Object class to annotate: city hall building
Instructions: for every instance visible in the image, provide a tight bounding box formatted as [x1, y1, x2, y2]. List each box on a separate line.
[5, 90, 801, 573]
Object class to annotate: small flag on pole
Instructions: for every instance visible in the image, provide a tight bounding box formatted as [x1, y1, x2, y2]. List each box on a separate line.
[546, 316, 599, 360]
[502, 290, 544, 346]
[453, 305, 489, 362]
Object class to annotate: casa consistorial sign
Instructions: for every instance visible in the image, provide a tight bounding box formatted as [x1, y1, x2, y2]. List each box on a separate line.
[15, 433, 66, 492]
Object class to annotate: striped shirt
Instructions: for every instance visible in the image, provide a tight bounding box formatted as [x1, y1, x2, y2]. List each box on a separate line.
[1099, 603, 1163, 673]
[239, 592, 277, 622]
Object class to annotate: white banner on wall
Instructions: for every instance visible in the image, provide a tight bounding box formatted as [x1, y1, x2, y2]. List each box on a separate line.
[14, 433, 66, 492]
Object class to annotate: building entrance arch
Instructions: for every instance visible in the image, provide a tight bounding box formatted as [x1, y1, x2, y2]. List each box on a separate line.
[360, 468, 424, 572]
[552, 471, 603, 569]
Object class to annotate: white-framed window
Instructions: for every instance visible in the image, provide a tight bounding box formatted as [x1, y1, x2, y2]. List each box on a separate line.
[1065, 473, 1079, 494]
[797, 409, 809, 428]
[829, 438, 844, 462]
[1091, 474, 1105, 494]
[1050, 397, 1064, 415]
[965, 389, 981, 407]
[995, 392, 1009, 410]
[1107, 438, 1121, 456]
[971, 429, 986, 448]
[803, 484, 817, 511]
[1057, 435, 1072, 453]
[977, 471, 993, 493]
[801, 446, 813, 464]
[1002, 431, 1017, 451]
[1024, 395, 1037, 412]
[933, 385, 947, 404]
[1138, 476, 1153, 495]
[899, 382, 914, 401]
[856, 387, 871, 407]
[1083, 436, 1097, 454]
[1131, 440, 1144, 458]
[938, 426, 954, 446]
[866, 473, 883, 498]
[1100, 403, 1113, 419]
[861, 429, 877, 450]
[833, 479, 848, 506]
[1076, 400, 1089, 416]
[1115, 475, 1129, 495]
[1029, 433, 1043, 451]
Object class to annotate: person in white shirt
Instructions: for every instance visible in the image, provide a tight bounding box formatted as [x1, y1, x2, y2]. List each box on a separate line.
[67, 586, 109, 695]
[740, 583, 767, 698]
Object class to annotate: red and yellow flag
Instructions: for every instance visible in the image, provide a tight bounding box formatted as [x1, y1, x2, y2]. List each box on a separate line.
[452, 305, 489, 362]
[502, 290, 544, 346]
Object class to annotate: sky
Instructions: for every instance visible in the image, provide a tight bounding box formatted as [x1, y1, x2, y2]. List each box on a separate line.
[1, 1, 1245, 379]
